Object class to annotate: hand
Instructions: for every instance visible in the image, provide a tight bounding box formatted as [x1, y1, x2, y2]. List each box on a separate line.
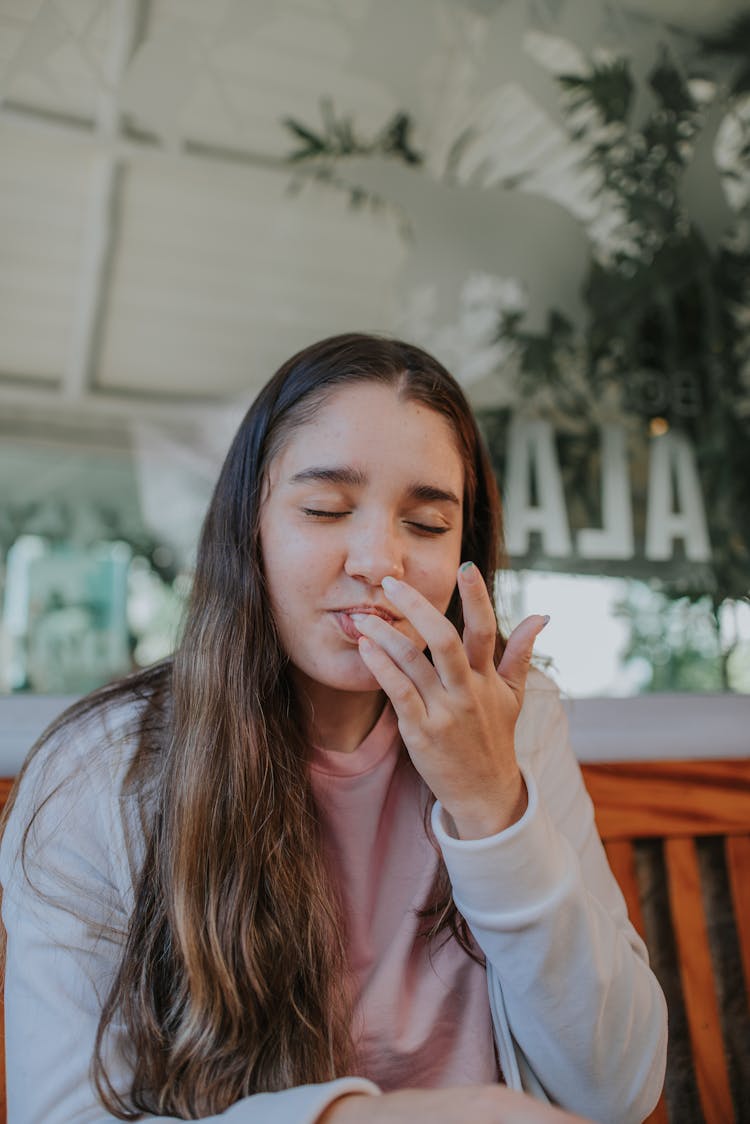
[353, 564, 548, 838]
[318, 1085, 594, 1123]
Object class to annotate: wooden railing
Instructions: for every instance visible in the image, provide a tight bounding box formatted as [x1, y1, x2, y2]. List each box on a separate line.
[0, 762, 748, 1124]
[581, 759, 750, 1124]
[0, 776, 10, 1124]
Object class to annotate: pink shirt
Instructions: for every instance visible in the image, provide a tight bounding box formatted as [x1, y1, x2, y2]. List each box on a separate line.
[1, 672, 667, 1122]
[309, 704, 500, 1092]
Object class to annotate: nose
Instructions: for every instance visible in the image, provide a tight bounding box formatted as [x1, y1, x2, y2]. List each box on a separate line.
[343, 514, 405, 585]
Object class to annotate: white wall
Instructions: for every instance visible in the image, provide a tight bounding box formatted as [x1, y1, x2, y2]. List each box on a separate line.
[1, 692, 748, 775]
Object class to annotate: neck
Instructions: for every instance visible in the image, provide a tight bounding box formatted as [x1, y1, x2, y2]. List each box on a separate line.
[294, 678, 387, 754]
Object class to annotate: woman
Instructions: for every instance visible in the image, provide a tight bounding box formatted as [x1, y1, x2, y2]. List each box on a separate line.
[0, 334, 667, 1123]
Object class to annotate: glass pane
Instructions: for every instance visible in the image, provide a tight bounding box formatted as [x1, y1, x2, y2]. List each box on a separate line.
[1, 0, 748, 698]
[500, 571, 750, 697]
[0, 437, 193, 695]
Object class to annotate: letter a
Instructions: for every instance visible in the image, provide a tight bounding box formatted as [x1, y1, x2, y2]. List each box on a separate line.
[504, 415, 572, 557]
[645, 432, 711, 562]
[577, 425, 634, 559]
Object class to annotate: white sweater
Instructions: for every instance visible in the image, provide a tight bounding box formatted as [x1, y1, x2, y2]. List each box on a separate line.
[0, 669, 667, 1123]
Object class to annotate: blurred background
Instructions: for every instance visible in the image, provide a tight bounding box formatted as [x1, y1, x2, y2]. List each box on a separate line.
[2, 8, 750, 1119]
[1, 0, 749, 701]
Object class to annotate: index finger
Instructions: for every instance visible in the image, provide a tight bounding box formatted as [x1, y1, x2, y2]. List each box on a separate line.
[380, 575, 467, 689]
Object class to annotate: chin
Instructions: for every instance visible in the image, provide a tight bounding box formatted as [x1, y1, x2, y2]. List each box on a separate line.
[297, 653, 383, 695]
[327, 667, 383, 693]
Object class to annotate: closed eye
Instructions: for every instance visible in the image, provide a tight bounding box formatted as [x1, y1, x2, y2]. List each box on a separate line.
[301, 510, 449, 535]
[406, 521, 450, 535]
[302, 508, 350, 519]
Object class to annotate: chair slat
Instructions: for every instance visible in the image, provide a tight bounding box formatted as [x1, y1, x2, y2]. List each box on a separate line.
[604, 839, 646, 942]
[603, 840, 669, 1124]
[0, 779, 10, 1124]
[665, 837, 735, 1124]
[582, 760, 750, 839]
[726, 834, 750, 999]
[0, 779, 13, 811]
[0, 979, 5, 1124]
[643, 1092, 670, 1124]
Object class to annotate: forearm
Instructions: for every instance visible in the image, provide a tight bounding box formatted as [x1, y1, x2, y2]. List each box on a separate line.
[433, 772, 667, 1123]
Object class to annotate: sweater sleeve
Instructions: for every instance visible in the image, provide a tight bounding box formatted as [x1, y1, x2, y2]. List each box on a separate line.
[431, 673, 667, 1124]
[0, 722, 379, 1124]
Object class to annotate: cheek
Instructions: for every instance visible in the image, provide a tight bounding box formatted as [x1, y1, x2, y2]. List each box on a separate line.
[264, 526, 337, 614]
[412, 558, 459, 613]
[261, 526, 300, 620]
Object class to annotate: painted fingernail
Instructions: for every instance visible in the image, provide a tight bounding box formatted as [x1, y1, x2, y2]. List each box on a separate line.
[459, 560, 477, 580]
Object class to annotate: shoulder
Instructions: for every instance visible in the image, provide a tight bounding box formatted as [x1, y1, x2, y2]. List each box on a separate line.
[513, 668, 598, 849]
[13, 662, 170, 806]
[0, 682, 161, 906]
[515, 665, 568, 758]
[522, 665, 561, 698]
[15, 691, 147, 811]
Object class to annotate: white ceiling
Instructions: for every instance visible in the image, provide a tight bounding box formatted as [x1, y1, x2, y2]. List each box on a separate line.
[0, 0, 746, 445]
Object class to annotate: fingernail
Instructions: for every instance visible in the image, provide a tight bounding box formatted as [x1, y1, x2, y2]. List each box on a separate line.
[381, 576, 400, 593]
[459, 560, 477, 580]
[539, 614, 550, 629]
[350, 613, 368, 625]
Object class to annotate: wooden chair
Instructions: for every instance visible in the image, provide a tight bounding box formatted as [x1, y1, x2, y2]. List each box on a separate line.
[581, 759, 750, 1124]
[0, 775, 12, 1124]
[0, 764, 747, 1124]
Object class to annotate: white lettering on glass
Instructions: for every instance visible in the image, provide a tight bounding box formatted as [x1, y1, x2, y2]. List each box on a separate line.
[504, 416, 572, 557]
[577, 424, 635, 559]
[645, 431, 711, 561]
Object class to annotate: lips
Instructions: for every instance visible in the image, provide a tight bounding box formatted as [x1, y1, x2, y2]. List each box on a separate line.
[331, 606, 400, 641]
[336, 605, 399, 622]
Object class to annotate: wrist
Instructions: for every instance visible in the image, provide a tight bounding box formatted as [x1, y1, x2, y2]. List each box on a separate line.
[450, 770, 528, 839]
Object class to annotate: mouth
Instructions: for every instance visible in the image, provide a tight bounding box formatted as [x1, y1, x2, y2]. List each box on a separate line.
[337, 605, 400, 622]
[331, 606, 400, 642]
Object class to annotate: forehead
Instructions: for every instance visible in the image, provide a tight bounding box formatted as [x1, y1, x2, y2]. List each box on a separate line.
[271, 382, 465, 485]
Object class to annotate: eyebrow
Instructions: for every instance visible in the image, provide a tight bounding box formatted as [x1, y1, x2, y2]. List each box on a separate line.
[288, 465, 461, 506]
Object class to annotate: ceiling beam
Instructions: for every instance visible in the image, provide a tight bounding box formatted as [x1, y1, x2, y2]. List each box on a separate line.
[62, 0, 145, 400]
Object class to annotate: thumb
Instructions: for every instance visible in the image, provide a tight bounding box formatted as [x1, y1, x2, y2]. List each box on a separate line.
[496, 614, 549, 704]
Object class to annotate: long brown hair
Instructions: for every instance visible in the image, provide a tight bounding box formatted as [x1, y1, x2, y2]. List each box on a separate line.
[4, 333, 505, 1119]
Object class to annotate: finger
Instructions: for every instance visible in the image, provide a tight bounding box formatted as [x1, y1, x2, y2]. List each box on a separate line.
[496, 614, 550, 706]
[356, 636, 427, 726]
[456, 561, 499, 672]
[380, 576, 467, 689]
[350, 613, 439, 703]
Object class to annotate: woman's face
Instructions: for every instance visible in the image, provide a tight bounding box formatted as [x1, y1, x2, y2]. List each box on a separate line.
[259, 381, 465, 701]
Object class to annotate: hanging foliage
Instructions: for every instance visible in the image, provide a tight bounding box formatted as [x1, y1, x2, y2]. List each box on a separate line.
[282, 19, 750, 607]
